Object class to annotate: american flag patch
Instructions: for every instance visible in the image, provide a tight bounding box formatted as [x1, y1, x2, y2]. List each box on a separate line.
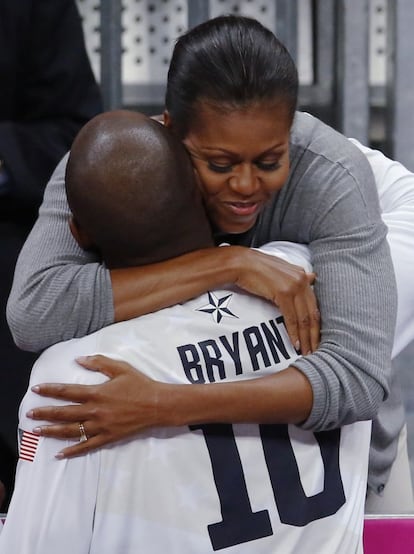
[19, 430, 40, 462]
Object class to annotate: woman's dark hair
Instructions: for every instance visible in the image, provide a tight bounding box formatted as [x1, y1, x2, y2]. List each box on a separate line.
[166, 15, 299, 137]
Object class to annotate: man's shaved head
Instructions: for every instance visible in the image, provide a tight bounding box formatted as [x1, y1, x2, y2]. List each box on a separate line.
[65, 110, 213, 268]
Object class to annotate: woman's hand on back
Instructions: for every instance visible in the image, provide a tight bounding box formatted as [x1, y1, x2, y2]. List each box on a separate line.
[27, 355, 164, 458]
[232, 247, 320, 355]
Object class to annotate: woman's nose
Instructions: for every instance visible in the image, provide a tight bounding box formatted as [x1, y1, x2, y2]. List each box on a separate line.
[228, 164, 259, 195]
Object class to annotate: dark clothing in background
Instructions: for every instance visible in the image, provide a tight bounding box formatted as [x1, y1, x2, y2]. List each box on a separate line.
[0, 0, 102, 509]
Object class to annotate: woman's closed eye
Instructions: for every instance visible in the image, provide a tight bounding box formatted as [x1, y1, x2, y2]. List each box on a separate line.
[207, 160, 281, 173]
[255, 160, 281, 171]
[207, 161, 233, 173]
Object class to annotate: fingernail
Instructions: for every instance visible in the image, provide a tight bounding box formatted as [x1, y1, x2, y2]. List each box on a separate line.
[32, 427, 41, 435]
[76, 356, 89, 363]
[26, 410, 34, 418]
[31, 385, 40, 393]
[55, 452, 65, 460]
[295, 340, 300, 351]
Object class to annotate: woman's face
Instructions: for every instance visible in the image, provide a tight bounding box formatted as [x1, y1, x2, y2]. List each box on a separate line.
[180, 101, 292, 234]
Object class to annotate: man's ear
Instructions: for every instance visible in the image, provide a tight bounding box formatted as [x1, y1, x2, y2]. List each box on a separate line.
[163, 110, 172, 128]
[69, 216, 94, 251]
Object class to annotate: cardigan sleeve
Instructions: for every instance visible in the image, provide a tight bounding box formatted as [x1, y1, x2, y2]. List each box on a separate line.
[6, 154, 114, 352]
[280, 124, 398, 431]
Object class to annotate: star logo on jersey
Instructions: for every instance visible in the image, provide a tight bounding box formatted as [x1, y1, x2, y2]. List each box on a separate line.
[196, 292, 238, 323]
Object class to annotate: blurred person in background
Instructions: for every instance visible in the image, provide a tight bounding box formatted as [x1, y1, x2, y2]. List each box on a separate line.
[0, 0, 102, 510]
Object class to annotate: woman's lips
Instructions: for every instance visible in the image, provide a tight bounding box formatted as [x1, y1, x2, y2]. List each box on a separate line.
[225, 201, 260, 216]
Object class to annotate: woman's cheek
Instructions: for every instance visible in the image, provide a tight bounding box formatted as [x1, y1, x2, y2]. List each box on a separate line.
[196, 170, 223, 197]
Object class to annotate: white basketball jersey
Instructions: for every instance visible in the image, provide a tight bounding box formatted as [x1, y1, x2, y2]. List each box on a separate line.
[0, 243, 370, 553]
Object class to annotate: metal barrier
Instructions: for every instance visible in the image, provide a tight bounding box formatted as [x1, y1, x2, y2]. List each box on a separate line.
[77, 0, 414, 169]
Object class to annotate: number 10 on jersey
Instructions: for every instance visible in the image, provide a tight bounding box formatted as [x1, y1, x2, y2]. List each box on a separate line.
[190, 423, 345, 551]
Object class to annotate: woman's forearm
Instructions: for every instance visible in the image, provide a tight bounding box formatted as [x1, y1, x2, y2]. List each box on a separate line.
[111, 246, 240, 321]
[156, 366, 313, 428]
[112, 245, 318, 354]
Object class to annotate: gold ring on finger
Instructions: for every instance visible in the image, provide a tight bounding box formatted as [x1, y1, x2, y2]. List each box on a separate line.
[78, 422, 88, 443]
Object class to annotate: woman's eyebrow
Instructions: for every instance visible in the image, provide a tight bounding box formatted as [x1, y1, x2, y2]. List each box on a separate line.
[199, 142, 288, 155]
